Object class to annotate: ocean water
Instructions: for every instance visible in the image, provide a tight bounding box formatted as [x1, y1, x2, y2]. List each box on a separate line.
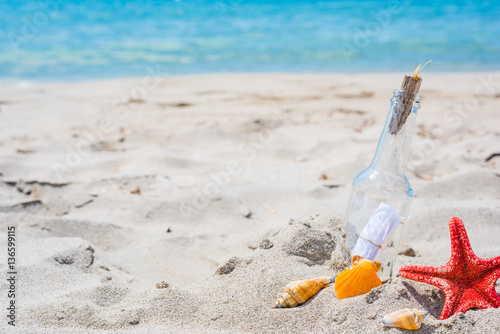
[0, 0, 499, 81]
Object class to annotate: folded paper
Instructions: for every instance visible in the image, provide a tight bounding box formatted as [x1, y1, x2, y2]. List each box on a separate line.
[352, 202, 403, 260]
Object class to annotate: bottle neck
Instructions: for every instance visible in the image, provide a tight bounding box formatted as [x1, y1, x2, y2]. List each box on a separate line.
[370, 96, 420, 173]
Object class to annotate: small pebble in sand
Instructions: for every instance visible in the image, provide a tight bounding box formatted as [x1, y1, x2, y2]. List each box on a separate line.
[239, 205, 252, 218]
[365, 288, 382, 304]
[398, 246, 417, 257]
[259, 238, 273, 250]
[156, 281, 169, 289]
[215, 257, 241, 275]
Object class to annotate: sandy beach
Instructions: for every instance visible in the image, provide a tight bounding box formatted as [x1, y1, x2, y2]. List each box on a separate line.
[1, 72, 500, 333]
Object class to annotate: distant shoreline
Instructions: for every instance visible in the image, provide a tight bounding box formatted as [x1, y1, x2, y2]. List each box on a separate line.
[1, 70, 499, 85]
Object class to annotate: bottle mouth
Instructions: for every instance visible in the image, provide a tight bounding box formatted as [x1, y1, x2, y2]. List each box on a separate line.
[391, 89, 422, 108]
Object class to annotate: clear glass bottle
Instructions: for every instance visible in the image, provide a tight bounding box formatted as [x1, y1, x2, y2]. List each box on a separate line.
[344, 89, 422, 277]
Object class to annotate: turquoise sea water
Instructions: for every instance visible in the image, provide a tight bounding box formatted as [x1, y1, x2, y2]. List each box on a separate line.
[0, 0, 499, 80]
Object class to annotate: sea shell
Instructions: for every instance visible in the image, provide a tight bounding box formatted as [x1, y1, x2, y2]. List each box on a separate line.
[382, 308, 429, 330]
[334, 255, 382, 299]
[274, 276, 333, 308]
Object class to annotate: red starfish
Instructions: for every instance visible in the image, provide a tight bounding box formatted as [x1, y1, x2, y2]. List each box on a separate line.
[399, 217, 500, 320]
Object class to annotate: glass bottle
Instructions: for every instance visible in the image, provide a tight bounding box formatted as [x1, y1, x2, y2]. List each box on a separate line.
[343, 89, 422, 277]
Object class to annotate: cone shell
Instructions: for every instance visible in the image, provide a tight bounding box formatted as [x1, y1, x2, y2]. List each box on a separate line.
[274, 276, 333, 308]
[334, 255, 382, 299]
[382, 308, 429, 330]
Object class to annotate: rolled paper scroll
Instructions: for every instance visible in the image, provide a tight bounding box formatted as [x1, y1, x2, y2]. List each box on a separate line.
[352, 202, 403, 261]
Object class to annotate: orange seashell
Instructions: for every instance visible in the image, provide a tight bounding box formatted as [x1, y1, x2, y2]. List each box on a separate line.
[334, 255, 382, 299]
[382, 308, 429, 330]
[274, 276, 333, 308]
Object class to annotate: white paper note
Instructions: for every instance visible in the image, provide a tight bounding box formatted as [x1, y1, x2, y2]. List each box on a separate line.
[352, 202, 403, 261]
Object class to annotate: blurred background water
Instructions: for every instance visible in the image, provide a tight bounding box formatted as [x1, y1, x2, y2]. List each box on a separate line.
[0, 0, 499, 81]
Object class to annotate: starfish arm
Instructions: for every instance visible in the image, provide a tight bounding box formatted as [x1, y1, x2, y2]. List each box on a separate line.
[476, 255, 500, 281]
[448, 217, 479, 271]
[440, 285, 462, 320]
[453, 286, 500, 316]
[479, 288, 500, 308]
[472, 259, 500, 308]
[399, 264, 453, 291]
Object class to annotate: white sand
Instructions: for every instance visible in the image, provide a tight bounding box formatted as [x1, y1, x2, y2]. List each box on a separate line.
[0, 73, 499, 333]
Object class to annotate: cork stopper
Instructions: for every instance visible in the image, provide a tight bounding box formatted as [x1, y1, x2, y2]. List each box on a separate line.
[400, 74, 422, 95]
[389, 61, 430, 134]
